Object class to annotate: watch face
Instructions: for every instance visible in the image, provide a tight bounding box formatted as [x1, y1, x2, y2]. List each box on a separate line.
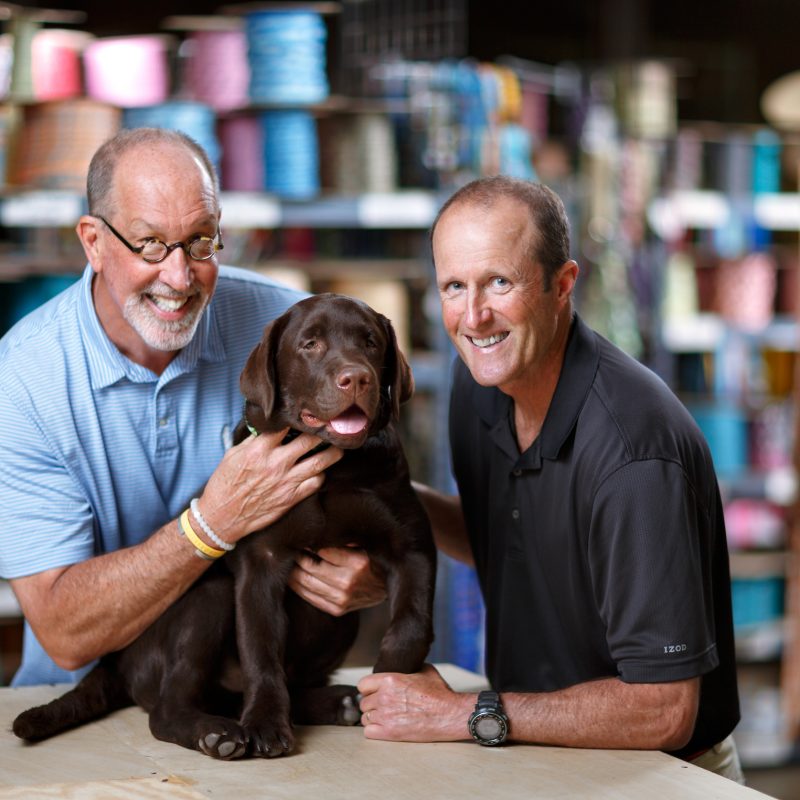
[474, 715, 503, 740]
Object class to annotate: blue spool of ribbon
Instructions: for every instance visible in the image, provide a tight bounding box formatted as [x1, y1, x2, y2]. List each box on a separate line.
[246, 10, 328, 104]
[122, 101, 221, 177]
[261, 110, 319, 199]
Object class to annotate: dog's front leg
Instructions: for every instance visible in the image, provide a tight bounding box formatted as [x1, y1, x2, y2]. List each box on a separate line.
[373, 543, 437, 675]
[232, 542, 296, 758]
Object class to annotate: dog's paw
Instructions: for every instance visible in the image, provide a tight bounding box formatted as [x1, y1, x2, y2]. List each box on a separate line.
[197, 727, 249, 760]
[246, 720, 295, 758]
[338, 693, 362, 726]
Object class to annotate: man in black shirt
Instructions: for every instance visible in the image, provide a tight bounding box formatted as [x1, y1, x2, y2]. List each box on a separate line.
[357, 176, 742, 781]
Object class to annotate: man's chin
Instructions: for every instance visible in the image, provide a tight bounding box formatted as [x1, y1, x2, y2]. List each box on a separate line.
[126, 299, 207, 352]
[128, 314, 202, 352]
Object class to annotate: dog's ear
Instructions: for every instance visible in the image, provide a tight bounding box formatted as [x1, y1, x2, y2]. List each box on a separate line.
[378, 311, 414, 421]
[239, 314, 286, 421]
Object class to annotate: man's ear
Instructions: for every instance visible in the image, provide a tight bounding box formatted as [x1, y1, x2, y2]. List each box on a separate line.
[556, 259, 579, 303]
[76, 215, 104, 272]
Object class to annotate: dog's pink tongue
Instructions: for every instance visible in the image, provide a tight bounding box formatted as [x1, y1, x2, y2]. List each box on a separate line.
[330, 408, 368, 435]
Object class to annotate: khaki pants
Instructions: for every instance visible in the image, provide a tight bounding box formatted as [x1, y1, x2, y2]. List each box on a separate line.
[690, 735, 745, 784]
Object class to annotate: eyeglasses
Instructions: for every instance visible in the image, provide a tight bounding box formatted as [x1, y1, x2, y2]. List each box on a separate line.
[97, 216, 224, 264]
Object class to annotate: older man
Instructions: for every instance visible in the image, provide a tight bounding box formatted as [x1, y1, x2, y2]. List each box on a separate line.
[0, 128, 380, 686]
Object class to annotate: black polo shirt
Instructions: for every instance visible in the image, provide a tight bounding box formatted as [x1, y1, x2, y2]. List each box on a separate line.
[449, 314, 739, 758]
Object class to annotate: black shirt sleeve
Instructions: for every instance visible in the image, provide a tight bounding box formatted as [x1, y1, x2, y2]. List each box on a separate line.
[589, 458, 720, 683]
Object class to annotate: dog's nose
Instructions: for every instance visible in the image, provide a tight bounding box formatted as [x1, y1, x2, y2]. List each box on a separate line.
[337, 367, 371, 394]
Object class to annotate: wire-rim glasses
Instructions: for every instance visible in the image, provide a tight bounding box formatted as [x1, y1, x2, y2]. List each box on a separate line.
[97, 216, 224, 263]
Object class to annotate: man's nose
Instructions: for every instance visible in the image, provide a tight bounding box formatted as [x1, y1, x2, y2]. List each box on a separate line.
[158, 247, 194, 291]
[465, 288, 490, 328]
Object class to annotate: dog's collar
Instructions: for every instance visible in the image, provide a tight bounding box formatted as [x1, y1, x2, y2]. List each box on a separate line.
[243, 402, 260, 437]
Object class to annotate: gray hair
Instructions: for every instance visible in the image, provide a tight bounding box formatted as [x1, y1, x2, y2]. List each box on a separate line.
[431, 176, 571, 289]
[86, 127, 220, 217]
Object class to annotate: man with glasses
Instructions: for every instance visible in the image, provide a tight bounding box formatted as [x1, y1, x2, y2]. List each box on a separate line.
[0, 127, 383, 686]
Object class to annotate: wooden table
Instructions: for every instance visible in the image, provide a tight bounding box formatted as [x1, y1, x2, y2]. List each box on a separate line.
[0, 665, 775, 799]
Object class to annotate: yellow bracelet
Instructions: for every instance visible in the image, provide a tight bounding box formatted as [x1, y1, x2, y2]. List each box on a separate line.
[179, 510, 226, 560]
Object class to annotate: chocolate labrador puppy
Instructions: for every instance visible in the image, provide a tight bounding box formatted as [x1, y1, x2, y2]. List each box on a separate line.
[13, 294, 436, 759]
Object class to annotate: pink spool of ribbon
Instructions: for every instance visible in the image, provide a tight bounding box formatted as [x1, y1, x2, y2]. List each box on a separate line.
[31, 29, 91, 101]
[184, 29, 249, 112]
[84, 35, 172, 107]
[219, 114, 263, 191]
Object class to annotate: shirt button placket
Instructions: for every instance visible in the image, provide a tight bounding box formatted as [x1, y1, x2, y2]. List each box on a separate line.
[510, 467, 522, 523]
[155, 396, 178, 453]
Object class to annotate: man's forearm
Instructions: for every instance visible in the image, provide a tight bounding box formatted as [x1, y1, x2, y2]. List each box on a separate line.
[11, 518, 211, 670]
[359, 667, 699, 752]
[494, 677, 700, 751]
[411, 482, 473, 565]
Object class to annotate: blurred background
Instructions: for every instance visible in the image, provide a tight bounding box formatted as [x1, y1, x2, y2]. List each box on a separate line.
[0, 0, 799, 794]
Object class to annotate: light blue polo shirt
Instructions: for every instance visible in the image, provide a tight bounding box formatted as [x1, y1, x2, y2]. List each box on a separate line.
[0, 263, 305, 685]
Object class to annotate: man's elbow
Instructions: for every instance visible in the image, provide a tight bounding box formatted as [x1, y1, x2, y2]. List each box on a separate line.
[51, 651, 93, 672]
[654, 697, 698, 751]
[36, 630, 96, 673]
[657, 713, 695, 751]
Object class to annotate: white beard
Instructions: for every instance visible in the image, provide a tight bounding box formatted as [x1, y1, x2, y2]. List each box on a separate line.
[123, 283, 209, 353]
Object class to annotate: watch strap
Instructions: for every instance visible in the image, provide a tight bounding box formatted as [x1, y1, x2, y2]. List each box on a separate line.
[475, 690, 501, 712]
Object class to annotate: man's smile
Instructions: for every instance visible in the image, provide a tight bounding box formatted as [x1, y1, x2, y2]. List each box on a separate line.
[468, 332, 509, 348]
[148, 294, 191, 313]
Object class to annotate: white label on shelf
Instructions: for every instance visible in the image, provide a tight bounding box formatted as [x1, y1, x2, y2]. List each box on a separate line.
[648, 191, 730, 238]
[219, 192, 281, 229]
[754, 193, 800, 231]
[764, 466, 798, 506]
[661, 313, 725, 351]
[358, 192, 438, 228]
[0, 192, 84, 227]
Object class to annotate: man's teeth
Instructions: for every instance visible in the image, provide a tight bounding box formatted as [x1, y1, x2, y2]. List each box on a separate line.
[151, 295, 188, 312]
[471, 332, 508, 348]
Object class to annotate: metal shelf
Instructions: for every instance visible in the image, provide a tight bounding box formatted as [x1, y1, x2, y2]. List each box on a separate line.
[0, 190, 444, 230]
[649, 190, 800, 236]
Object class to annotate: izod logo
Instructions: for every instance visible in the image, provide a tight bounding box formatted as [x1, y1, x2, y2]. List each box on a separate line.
[663, 644, 688, 654]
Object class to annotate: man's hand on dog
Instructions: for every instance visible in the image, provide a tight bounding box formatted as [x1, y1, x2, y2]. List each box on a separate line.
[289, 546, 388, 615]
[197, 428, 344, 545]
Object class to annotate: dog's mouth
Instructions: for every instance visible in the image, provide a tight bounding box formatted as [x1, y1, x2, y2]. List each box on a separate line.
[300, 405, 370, 437]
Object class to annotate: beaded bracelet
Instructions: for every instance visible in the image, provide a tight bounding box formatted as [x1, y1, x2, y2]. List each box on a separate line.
[190, 498, 236, 552]
[179, 510, 225, 560]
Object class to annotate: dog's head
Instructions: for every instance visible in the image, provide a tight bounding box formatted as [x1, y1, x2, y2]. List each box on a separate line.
[240, 293, 414, 448]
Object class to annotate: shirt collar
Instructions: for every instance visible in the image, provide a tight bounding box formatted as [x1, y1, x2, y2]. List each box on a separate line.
[77, 264, 227, 389]
[468, 314, 600, 462]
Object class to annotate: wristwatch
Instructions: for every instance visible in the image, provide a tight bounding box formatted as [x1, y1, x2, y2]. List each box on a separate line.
[468, 690, 509, 746]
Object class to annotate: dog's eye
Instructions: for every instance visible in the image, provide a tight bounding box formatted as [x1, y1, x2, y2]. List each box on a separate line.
[365, 334, 378, 349]
[301, 339, 318, 351]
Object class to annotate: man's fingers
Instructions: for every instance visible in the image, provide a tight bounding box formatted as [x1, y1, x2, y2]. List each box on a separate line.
[312, 546, 368, 568]
[287, 572, 345, 616]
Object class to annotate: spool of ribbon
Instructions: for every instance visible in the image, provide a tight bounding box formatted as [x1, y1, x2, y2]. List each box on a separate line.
[261, 110, 319, 199]
[184, 28, 249, 113]
[31, 29, 91, 101]
[122, 101, 221, 177]
[219, 114, 263, 192]
[7, 99, 121, 190]
[84, 35, 173, 108]
[246, 10, 328, 104]
[329, 114, 397, 194]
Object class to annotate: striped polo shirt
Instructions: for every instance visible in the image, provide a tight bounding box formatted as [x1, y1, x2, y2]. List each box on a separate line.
[0, 263, 305, 685]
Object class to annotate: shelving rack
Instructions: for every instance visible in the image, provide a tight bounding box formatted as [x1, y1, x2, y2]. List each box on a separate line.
[648, 182, 800, 766]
